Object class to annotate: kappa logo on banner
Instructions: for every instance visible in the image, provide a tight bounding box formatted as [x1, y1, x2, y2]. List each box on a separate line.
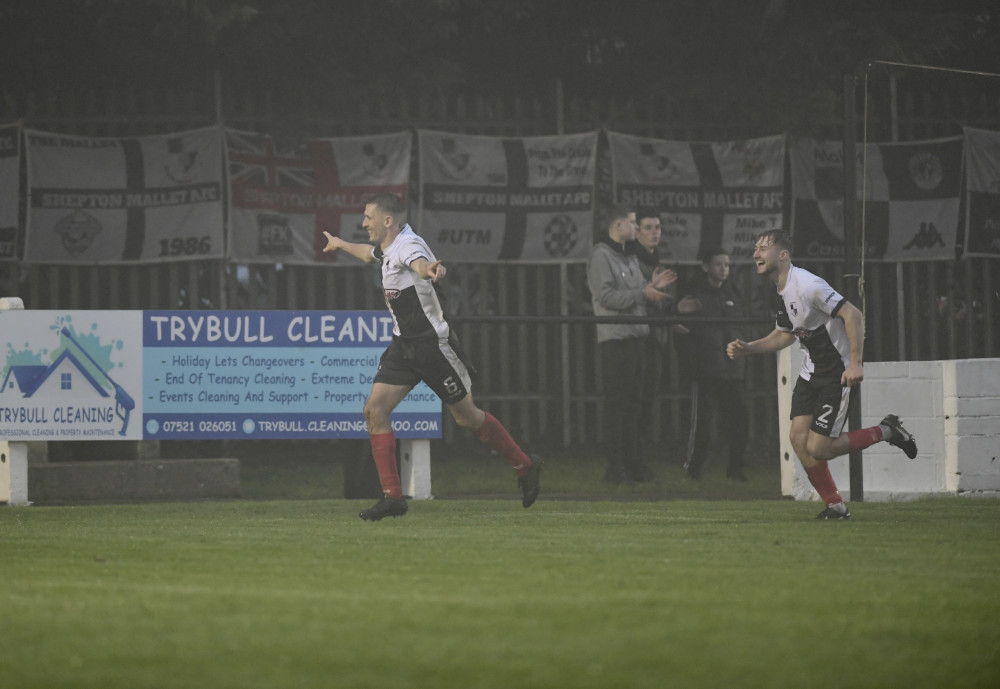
[903, 222, 946, 250]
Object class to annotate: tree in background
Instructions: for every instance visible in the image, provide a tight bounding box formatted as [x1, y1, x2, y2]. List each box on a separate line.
[2, 0, 997, 133]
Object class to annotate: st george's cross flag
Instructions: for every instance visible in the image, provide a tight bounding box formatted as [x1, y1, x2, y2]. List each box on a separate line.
[608, 132, 785, 264]
[418, 130, 598, 261]
[963, 127, 1000, 258]
[789, 136, 963, 262]
[24, 127, 225, 263]
[0, 122, 19, 260]
[226, 130, 410, 263]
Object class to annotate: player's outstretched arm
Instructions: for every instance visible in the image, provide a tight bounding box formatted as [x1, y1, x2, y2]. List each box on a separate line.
[727, 329, 796, 359]
[410, 257, 447, 282]
[322, 231, 377, 264]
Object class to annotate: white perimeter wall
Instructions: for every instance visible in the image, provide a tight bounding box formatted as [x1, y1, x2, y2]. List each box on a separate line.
[778, 347, 1000, 502]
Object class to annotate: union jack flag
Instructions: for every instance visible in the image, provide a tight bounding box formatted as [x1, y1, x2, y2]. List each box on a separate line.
[226, 130, 315, 188]
[226, 129, 411, 263]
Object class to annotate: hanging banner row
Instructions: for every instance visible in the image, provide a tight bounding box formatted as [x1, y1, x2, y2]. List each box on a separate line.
[1, 124, 999, 264]
[0, 309, 441, 442]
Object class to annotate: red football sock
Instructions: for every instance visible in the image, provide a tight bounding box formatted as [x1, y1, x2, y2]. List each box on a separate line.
[369, 432, 402, 498]
[476, 412, 532, 477]
[847, 425, 884, 453]
[804, 462, 844, 506]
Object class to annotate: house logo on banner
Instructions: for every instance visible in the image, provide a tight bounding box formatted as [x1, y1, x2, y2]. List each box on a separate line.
[226, 130, 411, 264]
[0, 123, 19, 260]
[0, 312, 142, 440]
[418, 130, 597, 261]
[789, 137, 962, 261]
[24, 128, 225, 264]
[608, 132, 785, 263]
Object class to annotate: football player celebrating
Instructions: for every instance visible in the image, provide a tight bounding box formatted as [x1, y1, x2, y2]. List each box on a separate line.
[728, 230, 917, 519]
[323, 193, 541, 520]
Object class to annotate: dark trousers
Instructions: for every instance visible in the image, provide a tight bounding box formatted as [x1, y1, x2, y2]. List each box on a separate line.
[600, 337, 647, 480]
[636, 335, 665, 461]
[686, 378, 748, 475]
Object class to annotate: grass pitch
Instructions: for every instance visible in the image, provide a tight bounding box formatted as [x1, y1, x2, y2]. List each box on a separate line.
[1, 497, 998, 689]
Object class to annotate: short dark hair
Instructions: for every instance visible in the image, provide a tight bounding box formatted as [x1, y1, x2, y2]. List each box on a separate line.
[756, 229, 791, 252]
[700, 247, 728, 264]
[635, 207, 660, 224]
[366, 192, 406, 221]
[605, 202, 634, 229]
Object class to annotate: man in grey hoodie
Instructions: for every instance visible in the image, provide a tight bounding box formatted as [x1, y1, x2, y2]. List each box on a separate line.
[587, 203, 675, 483]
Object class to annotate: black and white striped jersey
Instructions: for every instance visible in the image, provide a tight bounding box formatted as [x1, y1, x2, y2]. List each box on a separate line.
[774, 265, 849, 381]
[372, 224, 450, 341]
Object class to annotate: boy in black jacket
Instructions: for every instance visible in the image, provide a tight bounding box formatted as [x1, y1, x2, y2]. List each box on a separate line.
[682, 247, 749, 481]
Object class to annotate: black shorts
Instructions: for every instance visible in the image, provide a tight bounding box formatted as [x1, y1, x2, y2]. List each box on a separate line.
[373, 333, 474, 405]
[790, 375, 850, 437]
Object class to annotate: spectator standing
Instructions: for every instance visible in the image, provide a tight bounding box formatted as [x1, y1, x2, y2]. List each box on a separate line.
[682, 248, 749, 481]
[632, 208, 700, 469]
[587, 204, 674, 483]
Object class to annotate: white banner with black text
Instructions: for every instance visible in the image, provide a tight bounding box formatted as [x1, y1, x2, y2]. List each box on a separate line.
[608, 132, 785, 264]
[24, 127, 225, 264]
[418, 130, 598, 261]
[789, 136, 963, 262]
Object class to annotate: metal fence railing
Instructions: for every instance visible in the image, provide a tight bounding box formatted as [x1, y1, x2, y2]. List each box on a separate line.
[3, 258, 996, 453]
[2, 79, 998, 455]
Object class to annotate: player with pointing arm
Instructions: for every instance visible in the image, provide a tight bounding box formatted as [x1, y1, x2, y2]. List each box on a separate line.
[322, 192, 541, 521]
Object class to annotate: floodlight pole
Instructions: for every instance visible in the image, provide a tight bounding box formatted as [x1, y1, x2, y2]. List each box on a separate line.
[843, 72, 864, 502]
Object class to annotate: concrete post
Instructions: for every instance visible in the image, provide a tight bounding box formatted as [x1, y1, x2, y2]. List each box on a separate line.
[1, 296, 29, 505]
